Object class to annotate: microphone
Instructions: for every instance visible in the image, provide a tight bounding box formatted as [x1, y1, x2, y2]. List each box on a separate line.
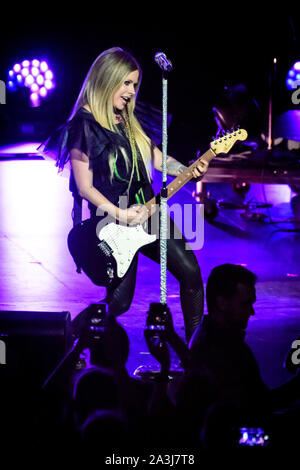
[154, 52, 173, 72]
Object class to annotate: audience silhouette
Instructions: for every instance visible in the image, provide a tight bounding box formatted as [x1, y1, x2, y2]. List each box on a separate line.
[187, 264, 300, 452]
[2, 263, 300, 461]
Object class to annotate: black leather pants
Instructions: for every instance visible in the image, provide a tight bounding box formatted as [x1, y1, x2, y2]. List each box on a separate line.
[105, 216, 204, 342]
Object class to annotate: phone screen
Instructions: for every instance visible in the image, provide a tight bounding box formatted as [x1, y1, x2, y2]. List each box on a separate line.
[146, 302, 168, 330]
[89, 303, 108, 339]
[238, 427, 269, 447]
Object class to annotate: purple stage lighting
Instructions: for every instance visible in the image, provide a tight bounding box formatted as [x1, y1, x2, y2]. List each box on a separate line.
[7, 58, 55, 107]
[286, 61, 300, 90]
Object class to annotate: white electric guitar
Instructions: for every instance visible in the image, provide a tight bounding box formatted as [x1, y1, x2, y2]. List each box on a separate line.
[68, 129, 248, 286]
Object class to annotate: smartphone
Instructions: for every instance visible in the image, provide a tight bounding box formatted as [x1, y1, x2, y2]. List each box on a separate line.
[146, 303, 169, 331]
[88, 303, 109, 339]
[238, 427, 269, 447]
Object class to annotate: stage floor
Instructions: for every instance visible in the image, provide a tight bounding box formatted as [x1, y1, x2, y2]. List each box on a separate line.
[1, 157, 300, 389]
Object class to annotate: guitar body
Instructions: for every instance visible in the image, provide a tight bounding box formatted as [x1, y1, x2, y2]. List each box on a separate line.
[98, 222, 157, 278]
[68, 218, 116, 287]
[67, 218, 156, 287]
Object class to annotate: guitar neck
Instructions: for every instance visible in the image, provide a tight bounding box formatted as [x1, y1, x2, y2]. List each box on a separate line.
[145, 148, 216, 212]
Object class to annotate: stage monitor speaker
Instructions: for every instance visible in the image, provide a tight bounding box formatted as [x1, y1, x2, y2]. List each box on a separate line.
[0, 310, 73, 388]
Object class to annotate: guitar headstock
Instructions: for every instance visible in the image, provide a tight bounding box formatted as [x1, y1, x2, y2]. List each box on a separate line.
[210, 129, 248, 155]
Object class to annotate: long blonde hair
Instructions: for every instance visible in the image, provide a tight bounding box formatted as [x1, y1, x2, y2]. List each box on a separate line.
[70, 47, 152, 182]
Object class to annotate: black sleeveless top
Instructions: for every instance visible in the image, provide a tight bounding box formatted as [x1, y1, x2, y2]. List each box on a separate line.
[41, 107, 155, 211]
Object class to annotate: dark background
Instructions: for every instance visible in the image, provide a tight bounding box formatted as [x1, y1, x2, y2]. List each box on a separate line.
[1, 11, 300, 163]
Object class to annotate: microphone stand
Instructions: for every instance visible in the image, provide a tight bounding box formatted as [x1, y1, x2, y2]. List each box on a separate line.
[137, 57, 175, 384]
[160, 69, 169, 307]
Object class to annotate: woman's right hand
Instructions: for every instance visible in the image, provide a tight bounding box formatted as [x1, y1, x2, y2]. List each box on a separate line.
[118, 205, 148, 225]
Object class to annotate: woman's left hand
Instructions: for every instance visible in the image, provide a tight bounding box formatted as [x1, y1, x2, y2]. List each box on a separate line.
[191, 160, 209, 181]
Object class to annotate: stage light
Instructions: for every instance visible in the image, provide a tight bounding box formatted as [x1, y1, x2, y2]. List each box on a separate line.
[36, 74, 44, 85]
[45, 70, 53, 80]
[294, 62, 300, 71]
[39, 87, 47, 97]
[286, 61, 300, 90]
[30, 92, 38, 100]
[21, 68, 29, 77]
[7, 81, 15, 91]
[31, 59, 40, 67]
[44, 79, 53, 90]
[31, 83, 39, 92]
[40, 61, 48, 72]
[7, 58, 55, 107]
[31, 67, 39, 77]
[25, 74, 34, 86]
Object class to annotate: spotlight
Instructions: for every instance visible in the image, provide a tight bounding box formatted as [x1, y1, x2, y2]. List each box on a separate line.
[286, 61, 300, 90]
[39, 87, 47, 97]
[21, 67, 29, 77]
[25, 75, 34, 86]
[7, 58, 55, 107]
[40, 61, 48, 72]
[44, 79, 53, 90]
[31, 67, 39, 77]
[7, 80, 16, 91]
[36, 74, 44, 85]
[13, 63, 21, 73]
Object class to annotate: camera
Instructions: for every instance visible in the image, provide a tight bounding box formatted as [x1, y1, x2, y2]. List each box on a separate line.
[88, 303, 109, 340]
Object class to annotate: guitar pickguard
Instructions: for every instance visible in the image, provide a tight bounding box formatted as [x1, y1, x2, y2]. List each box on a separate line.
[98, 222, 157, 278]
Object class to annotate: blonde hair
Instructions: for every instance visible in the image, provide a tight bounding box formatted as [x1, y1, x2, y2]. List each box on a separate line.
[70, 47, 152, 182]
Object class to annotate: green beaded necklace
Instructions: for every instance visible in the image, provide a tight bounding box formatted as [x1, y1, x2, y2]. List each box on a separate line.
[113, 113, 146, 205]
